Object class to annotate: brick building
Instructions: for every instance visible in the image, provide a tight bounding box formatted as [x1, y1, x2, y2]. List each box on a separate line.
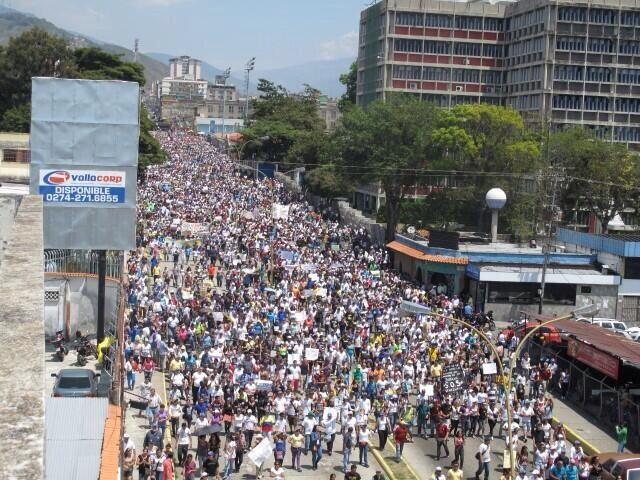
[357, 0, 640, 147]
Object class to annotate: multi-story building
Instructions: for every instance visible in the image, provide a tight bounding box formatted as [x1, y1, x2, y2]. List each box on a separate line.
[317, 95, 342, 131]
[358, 0, 640, 147]
[159, 55, 208, 121]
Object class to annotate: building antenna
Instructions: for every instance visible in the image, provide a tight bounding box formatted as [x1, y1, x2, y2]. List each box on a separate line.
[134, 38, 140, 63]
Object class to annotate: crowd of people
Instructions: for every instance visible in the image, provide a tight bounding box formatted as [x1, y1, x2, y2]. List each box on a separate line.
[121, 132, 606, 480]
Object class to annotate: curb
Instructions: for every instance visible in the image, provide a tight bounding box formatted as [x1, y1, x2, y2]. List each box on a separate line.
[552, 416, 600, 455]
[370, 447, 399, 480]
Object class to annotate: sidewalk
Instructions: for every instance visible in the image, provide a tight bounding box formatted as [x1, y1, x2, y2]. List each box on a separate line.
[550, 395, 621, 453]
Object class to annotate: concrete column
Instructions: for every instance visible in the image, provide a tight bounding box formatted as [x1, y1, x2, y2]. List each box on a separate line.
[491, 209, 499, 243]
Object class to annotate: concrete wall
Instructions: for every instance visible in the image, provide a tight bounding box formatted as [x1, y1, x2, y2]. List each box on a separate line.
[0, 195, 44, 479]
[44, 275, 120, 338]
[485, 284, 618, 321]
[0, 194, 20, 267]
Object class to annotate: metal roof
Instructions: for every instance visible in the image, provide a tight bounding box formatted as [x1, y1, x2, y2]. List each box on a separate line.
[45, 397, 109, 480]
[554, 319, 640, 368]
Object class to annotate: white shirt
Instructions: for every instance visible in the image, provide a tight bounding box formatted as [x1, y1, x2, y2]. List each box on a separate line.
[478, 443, 491, 463]
[177, 426, 191, 445]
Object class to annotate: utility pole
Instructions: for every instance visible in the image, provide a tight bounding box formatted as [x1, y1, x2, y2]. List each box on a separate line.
[244, 57, 255, 123]
[134, 38, 139, 63]
[539, 167, 561, 314]
[97, 250, 107, 341]
[220, 67, 230, 151]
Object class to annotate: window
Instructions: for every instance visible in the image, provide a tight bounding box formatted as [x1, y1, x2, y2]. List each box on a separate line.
[396, 12, 424, 26]
[423, 67, 449, 81]
[488, 282, 575, 305]
[424, 41, 449, 55]
[395, 38, 423, 53]
[455, 15, 483, 30]
[425, 14, 452, 28]
[393, 65, 422, 79]
[1, 149, 30, 163]
[454, 42, 481, 56]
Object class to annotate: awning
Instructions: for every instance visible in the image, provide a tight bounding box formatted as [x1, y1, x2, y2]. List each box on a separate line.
[387, 241, 424, 260]
[387, 241, 468, 265]
[400, 299, 431, 315]
[473, 265, 619, 286]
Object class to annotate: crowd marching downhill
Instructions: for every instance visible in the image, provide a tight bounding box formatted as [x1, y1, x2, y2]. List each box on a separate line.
[121, 132, 604, 480]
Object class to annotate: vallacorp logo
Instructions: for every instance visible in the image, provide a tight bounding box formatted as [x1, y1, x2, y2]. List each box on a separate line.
[43, 170, 71, 185]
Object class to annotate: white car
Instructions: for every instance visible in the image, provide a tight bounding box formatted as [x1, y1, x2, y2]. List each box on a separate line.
[589, 318, 632, 338]
[626, 327, 640, 341]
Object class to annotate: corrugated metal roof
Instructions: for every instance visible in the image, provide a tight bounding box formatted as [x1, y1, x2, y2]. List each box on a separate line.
[387, 241, 469, 264]
[45, 398, 109, 480]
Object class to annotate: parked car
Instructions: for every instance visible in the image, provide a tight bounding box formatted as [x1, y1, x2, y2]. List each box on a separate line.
[598, 453, 640, 480]
[626, 326, 640, 341]
[51, 368, 100, 397]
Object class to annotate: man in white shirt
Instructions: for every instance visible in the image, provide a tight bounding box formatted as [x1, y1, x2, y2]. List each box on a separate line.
[323, 412, 337, 455]
[177, 422, 191, 465]
[475, 437, 491, 480]
[243, 410, 258, 448]
[302, 412, 317, 455]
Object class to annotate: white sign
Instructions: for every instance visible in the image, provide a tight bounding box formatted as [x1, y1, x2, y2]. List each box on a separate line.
[288, 353, 301, 365]
[248, 437, 274, 466]
[424, 384, 434, 396]
[305, 348, 319, 361]
[272, 204, 290, 220]
[482, 362, 498, 375]
[255, 380, 273, 392]
[38, 169, 126, 204]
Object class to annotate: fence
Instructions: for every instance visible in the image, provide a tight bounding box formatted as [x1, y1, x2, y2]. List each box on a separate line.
[44, 249, 123, 278]
[525, 340, 640, 452]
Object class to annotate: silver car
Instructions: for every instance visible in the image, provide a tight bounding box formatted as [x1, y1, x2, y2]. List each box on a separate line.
[51, 368, 100, 397]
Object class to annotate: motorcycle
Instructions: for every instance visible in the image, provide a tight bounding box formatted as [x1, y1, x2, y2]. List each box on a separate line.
[52, 330, 68, 361]
[75, 350, 88, 366]
[75, 331, 98, 359]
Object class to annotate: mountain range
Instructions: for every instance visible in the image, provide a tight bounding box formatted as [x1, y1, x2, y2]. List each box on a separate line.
[146, 53, 353, 98]
[0, 5, 353, 97]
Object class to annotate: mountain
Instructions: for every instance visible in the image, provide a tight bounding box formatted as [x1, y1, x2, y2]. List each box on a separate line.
[147, 52, 354, 98]
[255, 57, 355, 98]
[0, 6, 167, 88]
[146, 52, 249, 91]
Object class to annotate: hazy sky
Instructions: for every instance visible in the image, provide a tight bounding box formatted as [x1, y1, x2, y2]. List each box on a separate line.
[8, 0, 367, 70]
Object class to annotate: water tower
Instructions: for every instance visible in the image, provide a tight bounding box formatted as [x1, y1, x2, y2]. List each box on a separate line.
[486, 188, 507, 243]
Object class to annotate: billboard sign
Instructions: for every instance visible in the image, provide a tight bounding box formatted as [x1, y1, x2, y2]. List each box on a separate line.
[30, 78, 139, 250]
[38, 169, 126, 204]
[567, 338, 620, 380]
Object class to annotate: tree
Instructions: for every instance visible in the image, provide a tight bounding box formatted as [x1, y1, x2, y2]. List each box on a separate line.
[550, 127, 640, 229]
[0, 27, 76, 131]
[74, 47, 145, 85]
[334, 95, 439, 241]
[429, 104, 542, 237]
[338, 61, 357, 112]
[138, 106, 166, 175]
[242, 80, 325, 168]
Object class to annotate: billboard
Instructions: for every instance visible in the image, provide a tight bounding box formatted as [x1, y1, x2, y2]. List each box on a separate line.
[30, 78, 139, 250]
[567, 338, 620, 380]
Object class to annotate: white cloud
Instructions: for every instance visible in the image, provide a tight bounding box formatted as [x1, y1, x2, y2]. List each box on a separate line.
[318, 31, 358, 61]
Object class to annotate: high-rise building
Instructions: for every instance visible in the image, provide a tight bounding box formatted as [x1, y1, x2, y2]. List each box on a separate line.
[357, 0, 640, 147]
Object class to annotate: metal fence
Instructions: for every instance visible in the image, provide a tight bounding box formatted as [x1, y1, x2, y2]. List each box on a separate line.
[526, 340, 640, 452]
[44, 249, 123, 278]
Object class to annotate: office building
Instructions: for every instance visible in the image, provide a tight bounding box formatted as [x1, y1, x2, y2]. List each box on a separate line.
[358, 0, 640, 146]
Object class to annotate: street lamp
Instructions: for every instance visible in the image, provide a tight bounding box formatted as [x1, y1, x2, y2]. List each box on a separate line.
[244, 57, 255, 123]
[220, 67, 231, 149]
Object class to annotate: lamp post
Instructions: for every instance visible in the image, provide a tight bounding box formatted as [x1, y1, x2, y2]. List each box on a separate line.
[244, 57, 255, 123]
[220, 67, 231, 151]
[429, 312, 514, 475]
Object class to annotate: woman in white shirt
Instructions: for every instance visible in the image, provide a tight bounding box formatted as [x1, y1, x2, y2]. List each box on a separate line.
[270, 460, 285, 480]
[357, 424, 371, 468]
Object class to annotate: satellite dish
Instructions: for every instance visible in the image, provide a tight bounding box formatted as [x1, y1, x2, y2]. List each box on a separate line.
[407, 226, 416, 235]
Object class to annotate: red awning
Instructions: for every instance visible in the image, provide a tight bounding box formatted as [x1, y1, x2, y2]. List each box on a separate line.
[386, 241, 468, 265]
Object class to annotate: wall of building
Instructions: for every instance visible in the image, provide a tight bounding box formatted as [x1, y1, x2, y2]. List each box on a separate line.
[485, 283, 618, 321]
[0, 195, 44, 479]
[43, 275, 120, 338]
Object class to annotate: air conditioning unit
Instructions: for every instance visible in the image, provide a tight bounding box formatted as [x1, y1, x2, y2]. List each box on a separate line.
[464, 58, 471, 65]
[409, 82, 419, 90]
[455, 85, 464, 92]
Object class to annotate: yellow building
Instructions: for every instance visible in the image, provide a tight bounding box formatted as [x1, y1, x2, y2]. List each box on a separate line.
[0, 132, 30, 184]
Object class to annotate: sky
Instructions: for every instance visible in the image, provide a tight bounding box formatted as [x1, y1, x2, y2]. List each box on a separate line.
[7, 0, 368, 70]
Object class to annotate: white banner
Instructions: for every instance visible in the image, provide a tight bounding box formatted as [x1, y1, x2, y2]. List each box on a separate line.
[305, 348, 319, 361]
[272, 204, 290, 220]
[248, 437, 274, 466]
[482, 362, 497, 375]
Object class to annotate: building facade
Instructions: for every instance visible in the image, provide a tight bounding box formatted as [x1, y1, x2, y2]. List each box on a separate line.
[358, 0, 640, 146]
[317, 95, 342, 131]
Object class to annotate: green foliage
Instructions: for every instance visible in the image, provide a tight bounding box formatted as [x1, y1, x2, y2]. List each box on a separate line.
[304, 164, 353, 199]
[338, 61, 357, 112]
[242, 79, 325, 168]
[550, 127, 640, 228]
[74, 47, 145, 85]
[139, 106, 166, 173]
[334, 94, 439, 240]
[0, 27, 166, 176]
[0, 102, 30, 132]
